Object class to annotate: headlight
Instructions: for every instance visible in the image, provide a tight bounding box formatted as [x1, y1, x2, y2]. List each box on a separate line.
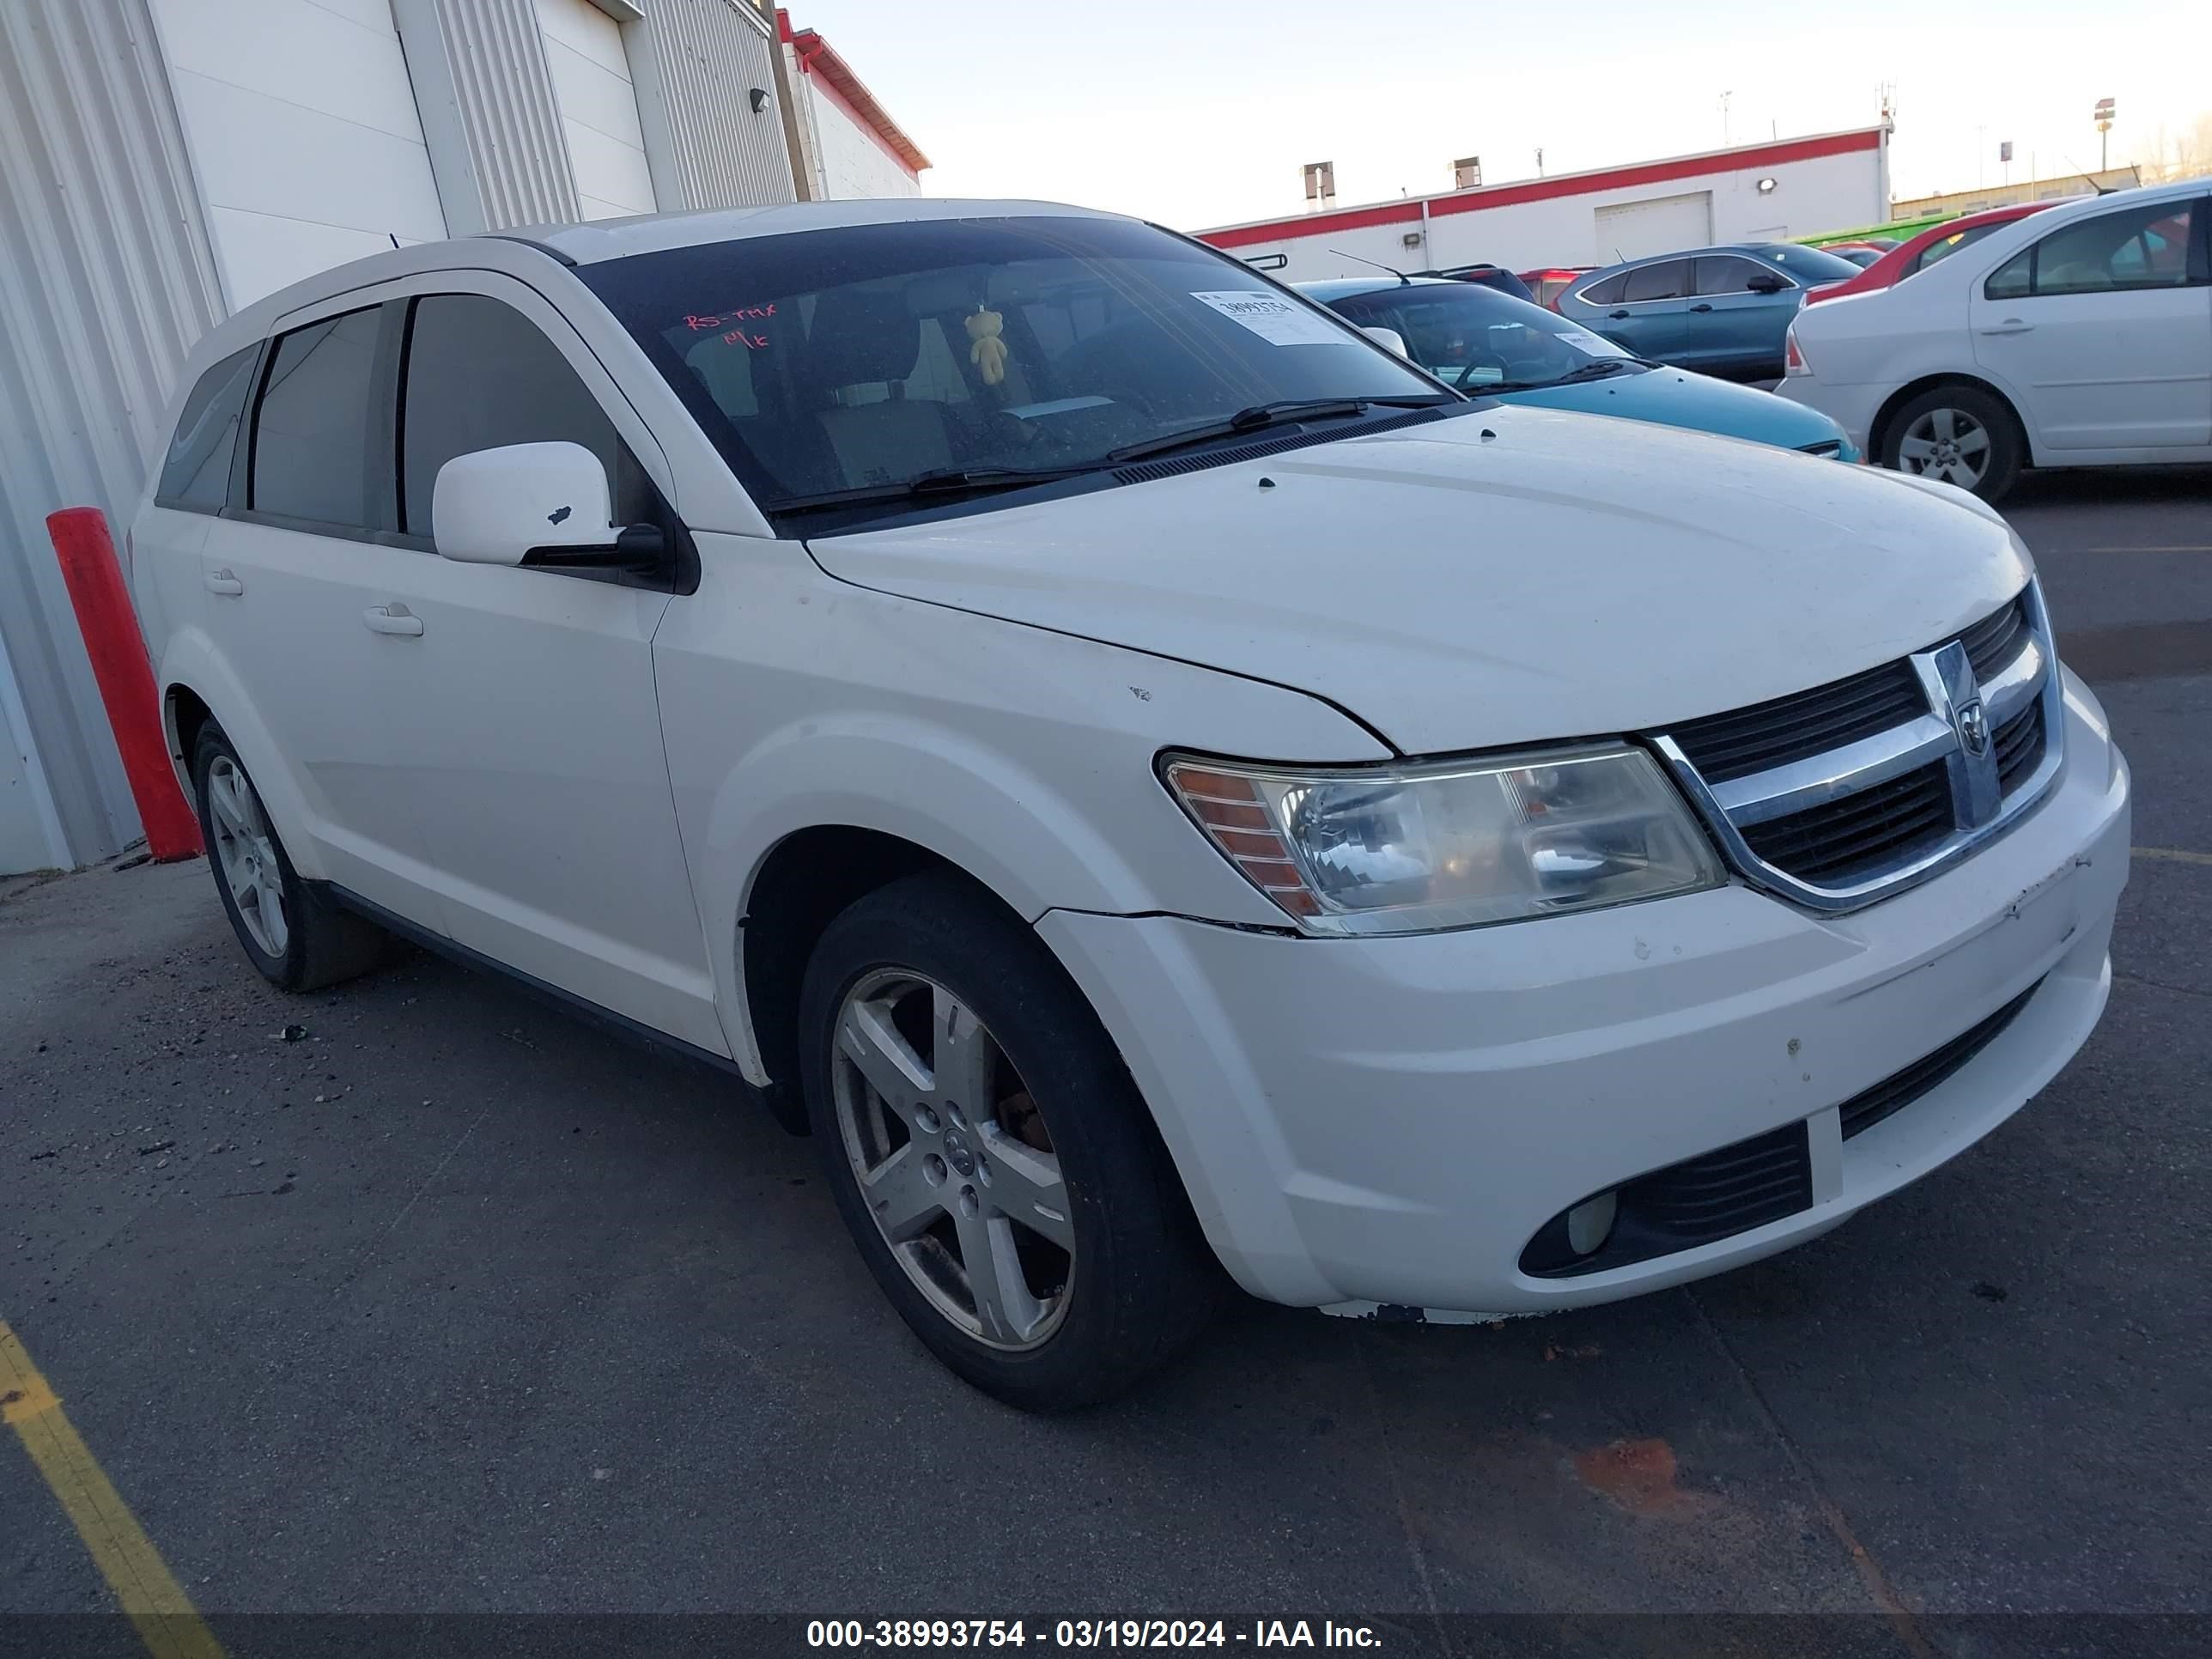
[1164, 744, 1724, 936]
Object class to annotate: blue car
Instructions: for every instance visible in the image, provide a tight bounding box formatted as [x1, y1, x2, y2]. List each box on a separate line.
[1553, 242, 1863, 381]
[1304, 275, 1858, 459]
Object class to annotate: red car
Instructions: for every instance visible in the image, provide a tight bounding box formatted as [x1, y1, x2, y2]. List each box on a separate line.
[1802, 202, 2057, 307]
[1516, 266, 1591, 311]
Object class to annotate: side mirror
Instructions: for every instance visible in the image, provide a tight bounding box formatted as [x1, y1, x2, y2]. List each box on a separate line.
[1745, 271, 1790, 294]
[433, 441, 623, 567]
[1361, 325, 1410, 358]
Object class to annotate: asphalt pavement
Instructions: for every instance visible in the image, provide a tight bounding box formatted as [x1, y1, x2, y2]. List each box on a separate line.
[3, 467, 2208, 1657]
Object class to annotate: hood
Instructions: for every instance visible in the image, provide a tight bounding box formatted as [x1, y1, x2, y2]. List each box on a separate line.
[807, 405, 2030, 757]
[1500, 367, 1850, 454]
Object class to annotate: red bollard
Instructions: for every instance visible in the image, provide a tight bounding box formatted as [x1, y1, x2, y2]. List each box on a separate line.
[46, 507, 204, 862]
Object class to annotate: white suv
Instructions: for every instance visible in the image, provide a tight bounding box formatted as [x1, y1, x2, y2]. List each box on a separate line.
[133, 200, 2131, 1409]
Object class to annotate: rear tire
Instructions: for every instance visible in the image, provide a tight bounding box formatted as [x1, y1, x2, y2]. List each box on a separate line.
[1881, 384, 2025, 502]
[797, 872, 1223, 1410]
[192, 724, 389, 993]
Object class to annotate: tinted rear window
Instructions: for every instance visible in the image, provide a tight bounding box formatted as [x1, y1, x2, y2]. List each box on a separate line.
[1622, 260, 1691, 302]
[158, 346, 258, 509]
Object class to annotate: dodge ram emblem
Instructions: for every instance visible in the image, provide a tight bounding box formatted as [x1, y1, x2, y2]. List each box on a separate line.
[1954, 697, 1990, 757]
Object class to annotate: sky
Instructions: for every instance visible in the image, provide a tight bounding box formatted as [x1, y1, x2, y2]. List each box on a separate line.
[791, 0, 2210, 230]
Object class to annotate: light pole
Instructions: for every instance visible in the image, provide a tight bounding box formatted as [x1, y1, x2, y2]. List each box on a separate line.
[1719, 90, 1733, 148]
[2094, 97, 2116, 173]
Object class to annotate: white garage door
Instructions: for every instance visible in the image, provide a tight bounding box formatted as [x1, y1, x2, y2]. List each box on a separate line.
[1594, 191, 1714, 262]
[535, 0, 659, 221]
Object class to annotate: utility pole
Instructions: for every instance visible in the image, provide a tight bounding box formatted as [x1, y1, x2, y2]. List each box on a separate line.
[1719, 90, 1733, 148]
[1534, 147, 1544, 177]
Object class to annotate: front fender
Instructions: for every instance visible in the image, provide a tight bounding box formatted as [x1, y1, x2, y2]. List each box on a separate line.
[653, 544, 1391, 1081]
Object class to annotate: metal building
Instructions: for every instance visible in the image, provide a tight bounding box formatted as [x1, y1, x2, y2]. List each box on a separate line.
[1197, 127, 1895, 284]
[0, 0, 817, 876]
[780, 10, 931, 201]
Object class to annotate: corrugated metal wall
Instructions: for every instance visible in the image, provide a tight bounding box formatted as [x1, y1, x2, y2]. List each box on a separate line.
[629, 0, 797, 210]
[394, 0, 583, 232]
[0, 0, 226, 869]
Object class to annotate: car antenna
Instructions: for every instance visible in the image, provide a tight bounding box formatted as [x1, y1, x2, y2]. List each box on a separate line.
[1331, 248, 1412, 285]
[2057, 154, 2116, 195]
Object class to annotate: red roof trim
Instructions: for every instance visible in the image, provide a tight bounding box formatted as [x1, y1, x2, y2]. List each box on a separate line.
[1199, 128, 1884, 250]
[776, 10, 931, 176]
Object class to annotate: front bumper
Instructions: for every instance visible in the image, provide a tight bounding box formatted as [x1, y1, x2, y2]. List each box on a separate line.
[1037, 675, 2129, 1316]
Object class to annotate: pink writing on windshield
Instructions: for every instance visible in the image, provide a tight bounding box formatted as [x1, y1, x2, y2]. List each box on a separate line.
[685, 302, 777, 331]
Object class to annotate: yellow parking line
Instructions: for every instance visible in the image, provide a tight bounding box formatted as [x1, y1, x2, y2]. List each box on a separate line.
[2138, 846, 2212, 866]
[0, 1318, 226, 1659]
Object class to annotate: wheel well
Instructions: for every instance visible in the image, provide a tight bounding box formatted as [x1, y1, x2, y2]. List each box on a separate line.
[166, 687, 214, 794]
[1869, 374, 2028, 466]
[741, 827, 1013, 1132]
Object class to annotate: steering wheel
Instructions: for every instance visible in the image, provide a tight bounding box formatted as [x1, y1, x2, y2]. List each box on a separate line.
[1450, 351, 1511, 391]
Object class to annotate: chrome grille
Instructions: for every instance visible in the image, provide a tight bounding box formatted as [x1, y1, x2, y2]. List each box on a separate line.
[1739, 758, 1953, 884]
[1960, 595, 2029, 679]
[1654, 583, 2064, 911]
[1993, 696, 2045, 793]
[1668, 660, 1925, 784]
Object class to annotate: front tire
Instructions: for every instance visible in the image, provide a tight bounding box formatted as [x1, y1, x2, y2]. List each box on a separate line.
[192, 724, 389, 992]
[797, 872, 1221, 1410]
[1883, 384, 2025, 502]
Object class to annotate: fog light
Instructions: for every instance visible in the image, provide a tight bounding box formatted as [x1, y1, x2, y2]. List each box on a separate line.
[1566, 1190, 1618, 1256]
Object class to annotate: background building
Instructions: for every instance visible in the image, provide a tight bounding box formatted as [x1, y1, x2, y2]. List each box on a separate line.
[0, 0, 923, 877]
[1891, 166, 2142, 222]
[780, 11, 931, 200]
[1196, 127, 1893, 283]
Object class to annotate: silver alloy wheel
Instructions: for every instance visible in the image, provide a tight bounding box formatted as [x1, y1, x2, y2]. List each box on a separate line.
[206, 755, 289, 959]
[1897, 405, 1992, 489]
[831, 969, 1074, 1351]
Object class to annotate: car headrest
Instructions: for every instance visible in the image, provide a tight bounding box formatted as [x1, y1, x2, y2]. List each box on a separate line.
[804, 285, 923, 391]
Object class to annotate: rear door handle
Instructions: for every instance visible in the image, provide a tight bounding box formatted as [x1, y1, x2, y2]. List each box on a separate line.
[1978, 319, 2034, 335]
[1690, 303, 1714, 313]
[1607, 309, 1632, 319]
[362, 603, 423, 637]
[204, 568, 243, 596]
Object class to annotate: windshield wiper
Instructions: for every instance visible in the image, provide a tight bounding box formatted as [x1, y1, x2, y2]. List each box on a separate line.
[1477, 360, 1642, 393]
[773, 465, 1098, 515]
[1105, 396, 1451, 465]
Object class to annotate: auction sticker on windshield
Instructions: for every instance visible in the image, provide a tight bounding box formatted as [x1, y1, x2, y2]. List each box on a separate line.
[1189, 290, 1352, 347]
[1557, 328, 1631, 357]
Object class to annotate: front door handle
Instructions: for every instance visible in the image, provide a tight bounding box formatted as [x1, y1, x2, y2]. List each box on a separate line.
[1978, 319, 2035, 335]
[1690, 302, 1714, 313]
[1607, 309, 1632, 319]
[204, 568, 244, 597]
[362, 603, 423, 637]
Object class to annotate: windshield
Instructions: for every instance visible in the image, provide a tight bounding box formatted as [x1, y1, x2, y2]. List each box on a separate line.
[1319, 282, 1639, 391]
[577, 216, 1451, 521]
[1753, 244, 1866, 284]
